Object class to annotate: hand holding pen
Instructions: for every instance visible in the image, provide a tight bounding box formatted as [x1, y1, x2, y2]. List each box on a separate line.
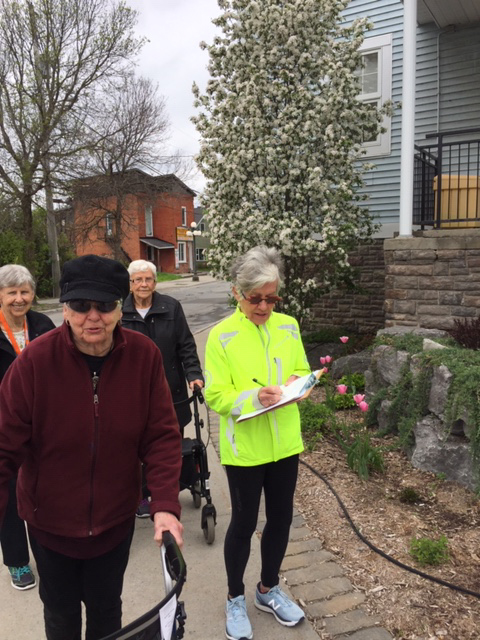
[252, 378, 284, 408]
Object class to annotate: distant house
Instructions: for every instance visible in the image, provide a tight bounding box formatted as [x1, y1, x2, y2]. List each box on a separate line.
[72, 169, 197, 273]
[344, 0, 480, 236]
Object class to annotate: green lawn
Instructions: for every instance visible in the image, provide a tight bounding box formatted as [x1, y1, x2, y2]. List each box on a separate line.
[157, 273, 182, 282]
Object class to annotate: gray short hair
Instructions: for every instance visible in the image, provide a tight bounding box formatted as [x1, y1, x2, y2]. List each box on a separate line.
[0, 264, 36, 292]
[127, 260, 157, 279]
[230, 246, 284, 293]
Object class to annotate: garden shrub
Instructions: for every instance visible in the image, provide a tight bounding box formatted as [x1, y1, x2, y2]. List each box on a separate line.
[334, 422, 385, 480]
[338, 372, 365, 392]
[334, 393, 356, 410]
[409, 535, 449, 566]
[299, 399, 333, 432]
[448, 316, 480, 350]
[299, 400, 334, 451]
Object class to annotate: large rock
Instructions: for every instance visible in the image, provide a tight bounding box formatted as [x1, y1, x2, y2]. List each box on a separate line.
[330, 350, 372, 379]
[305, 342, 345, 370]
[428, 365, 452, 419]
[410, 415, 476, 490]
[377, 326, 449, 340]
[369, 345, 410, 389]
[376, 399, 393, 433]
[423, 338, 447, 351]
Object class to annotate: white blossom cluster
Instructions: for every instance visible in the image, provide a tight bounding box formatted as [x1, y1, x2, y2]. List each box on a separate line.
[192, 0, 382, 324]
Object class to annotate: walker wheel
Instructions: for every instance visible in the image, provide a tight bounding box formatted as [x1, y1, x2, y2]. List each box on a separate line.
[203, 514, 215, 544]
[192, 481, 202, 509]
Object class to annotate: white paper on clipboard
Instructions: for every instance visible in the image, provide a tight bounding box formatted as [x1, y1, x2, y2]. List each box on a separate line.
[159, 594, 177, 640]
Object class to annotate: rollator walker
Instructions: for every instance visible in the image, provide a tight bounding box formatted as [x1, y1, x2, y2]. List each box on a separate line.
[178, 386, 217, 544]
[100, 531, 186, 640]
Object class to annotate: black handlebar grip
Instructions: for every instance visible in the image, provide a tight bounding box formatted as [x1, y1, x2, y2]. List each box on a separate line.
[162, 531, 187, 582]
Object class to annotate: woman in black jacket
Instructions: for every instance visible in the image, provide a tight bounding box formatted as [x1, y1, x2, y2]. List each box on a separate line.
[122, 260, 204, 516]
[0, 264, 55, 590]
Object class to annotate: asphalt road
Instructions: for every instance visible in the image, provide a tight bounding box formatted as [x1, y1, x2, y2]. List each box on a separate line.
[43, 279, 232, 331]
[159, 279, 232, 334]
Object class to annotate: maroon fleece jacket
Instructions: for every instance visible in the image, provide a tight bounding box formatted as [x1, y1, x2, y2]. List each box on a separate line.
[0, 322, 181, 538]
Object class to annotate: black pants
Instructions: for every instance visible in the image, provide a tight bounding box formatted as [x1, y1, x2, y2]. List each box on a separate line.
[0, 475, 30, 567]
[29, 527, 134, 640]
[224, 454, 299, 598]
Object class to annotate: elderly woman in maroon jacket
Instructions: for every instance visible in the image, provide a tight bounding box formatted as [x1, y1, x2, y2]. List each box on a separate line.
[0, 255, 183, 640]
[122, 259, 204, 517]
[0, 264, 55, 592]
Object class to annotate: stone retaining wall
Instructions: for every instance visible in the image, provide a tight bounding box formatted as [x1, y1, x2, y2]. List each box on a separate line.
[384, 229, 480, 330]
[310, 239, 385, 334]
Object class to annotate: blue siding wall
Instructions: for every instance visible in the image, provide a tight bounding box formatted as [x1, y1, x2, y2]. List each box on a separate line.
[343, 2, 480, 229]
[343, 0, 404, 226]
[439, 26, 480, 132]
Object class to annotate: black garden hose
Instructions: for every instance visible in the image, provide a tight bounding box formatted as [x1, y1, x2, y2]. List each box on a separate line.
[300, 458, 480, 600]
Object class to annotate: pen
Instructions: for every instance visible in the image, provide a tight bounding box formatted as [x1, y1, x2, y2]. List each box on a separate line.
[252, 378, 267, 387]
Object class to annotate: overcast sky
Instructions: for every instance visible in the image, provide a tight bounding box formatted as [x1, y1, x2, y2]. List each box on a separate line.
[126, 0, 223, 195]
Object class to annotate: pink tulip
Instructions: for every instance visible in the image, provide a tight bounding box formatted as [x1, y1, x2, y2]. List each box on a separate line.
[353, 394, 365, 404]
[336, 384, 348, 395]
[358, 401, 369, 412]
[323, 367, 329, 374]
[340, 336, 349, 344]
[325, 355, 332, 363]
[320, 357, 326, 365]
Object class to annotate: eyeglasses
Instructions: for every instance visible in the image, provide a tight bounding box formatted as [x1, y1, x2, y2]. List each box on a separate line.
[130, 277, 155, 285]
[241, 292, 282, 305]
[67, 300, 119, 314]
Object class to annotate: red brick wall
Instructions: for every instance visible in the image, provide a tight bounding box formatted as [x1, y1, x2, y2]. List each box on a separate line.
[74, 189, 195, 273]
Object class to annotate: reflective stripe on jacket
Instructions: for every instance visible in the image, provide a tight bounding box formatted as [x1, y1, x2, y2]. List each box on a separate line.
[205, 307, 310, 466]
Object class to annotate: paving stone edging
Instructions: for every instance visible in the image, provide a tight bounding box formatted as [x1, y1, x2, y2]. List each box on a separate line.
[206, 407, 393, 640]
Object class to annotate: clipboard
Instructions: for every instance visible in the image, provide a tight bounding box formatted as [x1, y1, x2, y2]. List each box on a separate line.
[236, 369, 323, 423]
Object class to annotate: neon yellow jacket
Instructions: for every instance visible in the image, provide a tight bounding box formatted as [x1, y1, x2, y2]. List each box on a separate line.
[205, 307, 310, 466]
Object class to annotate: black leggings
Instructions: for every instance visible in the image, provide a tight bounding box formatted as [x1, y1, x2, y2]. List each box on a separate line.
[30, 527, 134, 640]
[224, 454, 299, 598]
[0, 475, 30, 567]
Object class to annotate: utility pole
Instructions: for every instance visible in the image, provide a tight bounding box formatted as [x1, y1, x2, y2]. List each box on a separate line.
[28, 1, 61, 296]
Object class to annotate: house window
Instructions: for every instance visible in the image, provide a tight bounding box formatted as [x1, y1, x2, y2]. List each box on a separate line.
[145, 204, 153, 236]
[105, 213, 114, 237]
[199, 221, 206, 232]
[357, 33, 392, 157]
[181, 206, 187, 227]
[146, 246, 155, 262]
[178, 241, 186, 263]
[196, 248, 206, 262]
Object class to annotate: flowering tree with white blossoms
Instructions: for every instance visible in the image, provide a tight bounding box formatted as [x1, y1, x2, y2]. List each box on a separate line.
[193, 0, 384, 325]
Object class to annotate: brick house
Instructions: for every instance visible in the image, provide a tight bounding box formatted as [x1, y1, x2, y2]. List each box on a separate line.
[72, 170, 197, 274]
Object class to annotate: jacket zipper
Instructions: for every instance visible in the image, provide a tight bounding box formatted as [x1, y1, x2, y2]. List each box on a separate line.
[89, 372, 100, 535]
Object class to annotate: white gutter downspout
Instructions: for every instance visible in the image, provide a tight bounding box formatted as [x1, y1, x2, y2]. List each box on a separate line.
[398, 0, 417, 237]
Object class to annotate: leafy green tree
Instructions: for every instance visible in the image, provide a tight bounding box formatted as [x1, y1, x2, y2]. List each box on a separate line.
[193, 0, 383, 324]
[0, 0, 143, 273]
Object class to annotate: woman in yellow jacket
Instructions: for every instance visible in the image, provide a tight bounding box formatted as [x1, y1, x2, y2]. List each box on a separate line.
[205, 246, 310, 640]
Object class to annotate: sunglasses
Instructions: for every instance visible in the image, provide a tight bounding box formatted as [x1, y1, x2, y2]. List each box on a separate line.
[241, 292, 282, 305]
[67, 300, 119, 314]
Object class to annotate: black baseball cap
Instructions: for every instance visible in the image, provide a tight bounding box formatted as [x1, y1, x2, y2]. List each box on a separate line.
[59, 254, 130, 303]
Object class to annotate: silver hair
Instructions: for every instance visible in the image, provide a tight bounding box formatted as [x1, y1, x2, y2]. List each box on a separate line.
[127, 259, 157, 279]
[230, 246, 284, 293]
[0, 264, 36, 292]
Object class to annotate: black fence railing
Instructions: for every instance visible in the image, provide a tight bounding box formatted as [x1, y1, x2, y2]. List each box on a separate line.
[413, 128, 480, 228]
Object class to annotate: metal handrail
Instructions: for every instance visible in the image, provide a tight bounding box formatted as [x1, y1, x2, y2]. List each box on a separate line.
[413, 129, 480, 229]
